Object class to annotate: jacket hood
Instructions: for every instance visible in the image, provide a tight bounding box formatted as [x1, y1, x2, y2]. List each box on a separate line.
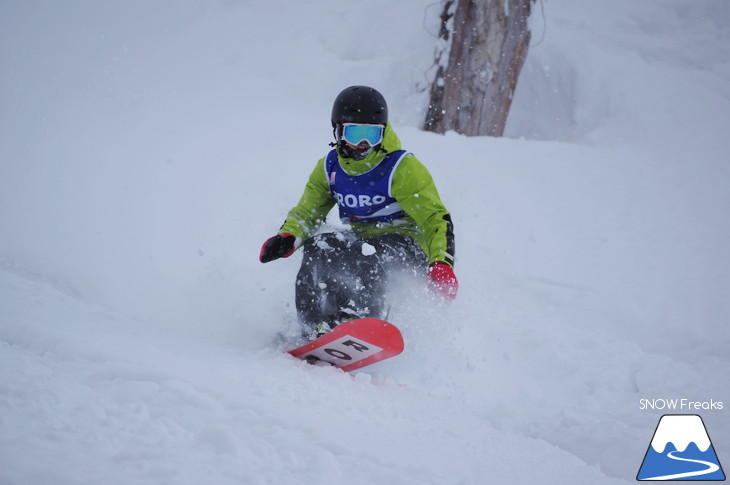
[336, 123, 402, 175]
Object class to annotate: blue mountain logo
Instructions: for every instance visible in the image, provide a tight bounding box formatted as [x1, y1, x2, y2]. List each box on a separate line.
[637, 414, 725, 481]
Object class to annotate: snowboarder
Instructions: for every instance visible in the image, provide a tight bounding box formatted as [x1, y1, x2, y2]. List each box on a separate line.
[260, 85, 457, 340]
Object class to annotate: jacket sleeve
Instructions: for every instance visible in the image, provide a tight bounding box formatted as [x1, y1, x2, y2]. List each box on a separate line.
[279, 157, 335, 240]
[391, 154, 455, 267]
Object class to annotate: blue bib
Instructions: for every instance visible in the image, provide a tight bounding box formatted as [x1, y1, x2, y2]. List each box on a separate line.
[325, 149, 410, 223]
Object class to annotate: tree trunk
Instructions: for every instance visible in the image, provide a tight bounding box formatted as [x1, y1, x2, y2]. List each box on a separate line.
[424, 0, 532, 137]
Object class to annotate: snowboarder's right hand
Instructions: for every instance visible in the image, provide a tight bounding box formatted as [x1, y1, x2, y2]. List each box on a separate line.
[259, 233, 297, 263]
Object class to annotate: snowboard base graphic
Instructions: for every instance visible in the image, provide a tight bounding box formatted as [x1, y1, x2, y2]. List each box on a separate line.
[287, 318, 404, 372]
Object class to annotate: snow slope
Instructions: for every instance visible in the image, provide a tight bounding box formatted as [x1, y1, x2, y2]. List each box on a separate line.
[1, 0, 729, 483]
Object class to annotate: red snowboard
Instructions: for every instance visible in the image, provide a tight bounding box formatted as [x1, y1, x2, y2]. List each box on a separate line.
[287, 318, 404, 372]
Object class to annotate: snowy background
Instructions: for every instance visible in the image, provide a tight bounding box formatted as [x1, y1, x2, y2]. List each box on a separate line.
[2, 0, 729, 483]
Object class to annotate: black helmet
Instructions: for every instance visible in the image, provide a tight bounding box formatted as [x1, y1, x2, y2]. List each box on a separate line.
[331, 85, 388, 127]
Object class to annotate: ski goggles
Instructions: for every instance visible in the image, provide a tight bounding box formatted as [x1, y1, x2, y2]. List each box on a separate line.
[341, 123, 385, 147]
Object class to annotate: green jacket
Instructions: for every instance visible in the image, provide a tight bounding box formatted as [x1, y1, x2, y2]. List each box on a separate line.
[279, 124, 455, 267]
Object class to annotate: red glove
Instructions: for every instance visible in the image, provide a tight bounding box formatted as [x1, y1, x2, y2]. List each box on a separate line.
[259, 233, 297, 263]
[428, 261, 458, 300]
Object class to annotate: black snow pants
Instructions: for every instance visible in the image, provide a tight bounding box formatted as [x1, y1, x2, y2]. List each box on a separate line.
[295, 231, 427, 335]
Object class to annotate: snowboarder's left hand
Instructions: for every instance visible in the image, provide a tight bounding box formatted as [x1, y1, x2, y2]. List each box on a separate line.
[428, 261, 459, 300]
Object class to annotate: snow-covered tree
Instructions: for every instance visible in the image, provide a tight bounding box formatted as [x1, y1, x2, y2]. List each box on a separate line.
[424, 0, 533, 136]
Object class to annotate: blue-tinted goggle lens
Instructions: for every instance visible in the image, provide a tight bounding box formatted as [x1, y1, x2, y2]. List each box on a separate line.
[342, 124, 384, 146]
